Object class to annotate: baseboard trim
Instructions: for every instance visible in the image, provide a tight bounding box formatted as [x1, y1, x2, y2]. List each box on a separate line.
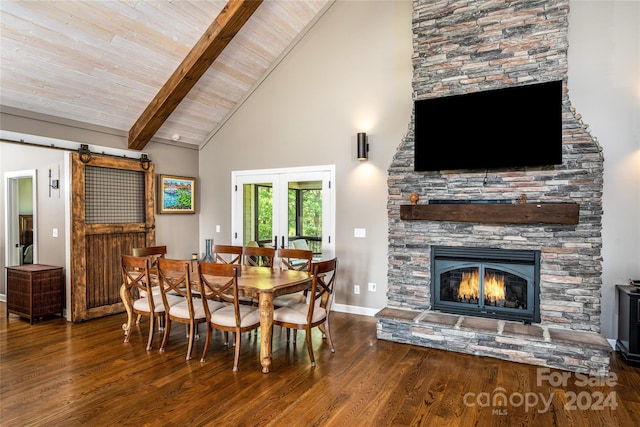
[332, 303, 380, 317]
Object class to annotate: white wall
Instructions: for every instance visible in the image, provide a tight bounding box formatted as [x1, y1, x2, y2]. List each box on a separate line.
[568, 1, 640, 338]
[199, 0, 413, 314]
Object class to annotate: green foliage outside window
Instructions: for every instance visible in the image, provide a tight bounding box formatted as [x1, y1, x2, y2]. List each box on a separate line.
[257, 186, 272, 241]
[255, 185, 321, 245]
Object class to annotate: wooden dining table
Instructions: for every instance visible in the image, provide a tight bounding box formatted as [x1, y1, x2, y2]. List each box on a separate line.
[120, 263, 312, 374]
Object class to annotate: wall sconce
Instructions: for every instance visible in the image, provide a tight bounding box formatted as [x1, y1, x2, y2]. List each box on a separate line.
[49, 168, 60, 198]
[357, 132, 369, 160]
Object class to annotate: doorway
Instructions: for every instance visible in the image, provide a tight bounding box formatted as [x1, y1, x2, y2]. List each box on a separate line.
[232, 165, 335, 259]
[4, 170, 37, 267]
[69, 154, 155, 321]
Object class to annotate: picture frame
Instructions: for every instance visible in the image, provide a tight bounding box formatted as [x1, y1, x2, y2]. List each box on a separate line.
[157, 174, 196, 214]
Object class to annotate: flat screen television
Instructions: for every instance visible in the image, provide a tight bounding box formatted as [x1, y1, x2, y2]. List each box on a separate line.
[414, 80, 563, 172]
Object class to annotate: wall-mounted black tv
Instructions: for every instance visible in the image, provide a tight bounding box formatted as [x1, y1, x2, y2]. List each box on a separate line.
[414, 80, 563, 172]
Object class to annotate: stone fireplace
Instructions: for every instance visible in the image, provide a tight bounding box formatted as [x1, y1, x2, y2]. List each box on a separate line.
[376, 0, 611, 375]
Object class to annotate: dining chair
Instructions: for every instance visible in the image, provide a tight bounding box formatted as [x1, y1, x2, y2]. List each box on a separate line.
[157, 258, 227, 360]
[290, 238, 310, 251]
[132, 245, 167, 271]
[212, 244, 243, 265]
[273, 248, 312, 307]
[273, 248, 314, 344]
[242, 245, 275, 268]
[272, 257, 338, 367]
[241, 246, 276, 307]
[121, 255, 182, 350]
[198, 261, 260, 371]
[131, 245, 167, 323]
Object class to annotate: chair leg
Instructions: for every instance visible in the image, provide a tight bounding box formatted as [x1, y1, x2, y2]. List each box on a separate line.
[136, 314, 142, 324]
[324, 319, 335, 353]
[201, 324, 212, 362]
[146, 314, 155, 351]
[186, 323, 195, 361]
[305, 327, 315, 367]
[232, 329, 242, 371]
[160, 317, 171, 353]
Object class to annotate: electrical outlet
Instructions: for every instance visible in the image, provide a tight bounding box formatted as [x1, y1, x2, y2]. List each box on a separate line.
[354, 228, 366, 238]
[216, 225, 221, 233]
[368, 283, 376, 292]
[52, 228, 59, 238]
[354, 285, 360, 294]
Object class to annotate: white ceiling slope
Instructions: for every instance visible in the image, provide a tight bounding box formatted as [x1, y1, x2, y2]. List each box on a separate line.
[0, 0, 331, 148]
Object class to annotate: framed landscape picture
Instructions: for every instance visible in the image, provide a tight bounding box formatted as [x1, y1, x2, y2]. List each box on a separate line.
[158, 175, 196, 214]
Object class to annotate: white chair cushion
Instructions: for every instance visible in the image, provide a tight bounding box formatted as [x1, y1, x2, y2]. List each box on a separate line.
[133, 293, 183, 313]
[139, 287, 161, 298]
[273, 304, 327, 325]
[140, 286, 179, 298]
[210, 305, 260, 328]
[272, 292, 306, 307]
[169, 299, 228, 320]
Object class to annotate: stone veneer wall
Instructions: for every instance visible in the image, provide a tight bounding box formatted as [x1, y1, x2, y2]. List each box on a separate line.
[386, 0, 604, 333]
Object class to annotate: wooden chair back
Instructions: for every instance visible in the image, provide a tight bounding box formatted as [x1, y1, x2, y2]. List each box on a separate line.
[157, 258, 194, 309]
[121, 254, 153, 307]
[198, 261, 239, 313]
[132, 245, 166, 274]
[242, 246, 275, 268]
[277, 248, 312, 273]
[212, 244, 243, 264]
[310, 258, 338, 312]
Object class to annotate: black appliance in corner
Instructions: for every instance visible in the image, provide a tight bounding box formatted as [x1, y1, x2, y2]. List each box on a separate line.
[616, 284, 640, 366]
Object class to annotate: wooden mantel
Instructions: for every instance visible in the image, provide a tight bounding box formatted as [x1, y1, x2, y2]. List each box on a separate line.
[400, 203, 580, 225]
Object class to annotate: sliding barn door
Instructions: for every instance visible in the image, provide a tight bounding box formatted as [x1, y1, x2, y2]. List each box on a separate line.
[71, 153, 155, 322]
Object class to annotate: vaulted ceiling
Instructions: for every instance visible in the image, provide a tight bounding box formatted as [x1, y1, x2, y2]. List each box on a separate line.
[0, 0, 331, 149]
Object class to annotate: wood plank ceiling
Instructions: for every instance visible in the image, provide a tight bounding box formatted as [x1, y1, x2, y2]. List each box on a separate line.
[0, 0, 331, 149]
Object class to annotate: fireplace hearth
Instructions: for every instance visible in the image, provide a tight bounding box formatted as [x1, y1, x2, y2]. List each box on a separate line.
[431, 247, 540, 324]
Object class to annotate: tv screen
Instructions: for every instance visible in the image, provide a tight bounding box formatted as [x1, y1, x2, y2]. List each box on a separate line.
[414, 80, 563, 172]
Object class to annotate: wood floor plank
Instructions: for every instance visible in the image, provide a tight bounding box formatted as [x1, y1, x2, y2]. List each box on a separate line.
[1, 303, 639, 426]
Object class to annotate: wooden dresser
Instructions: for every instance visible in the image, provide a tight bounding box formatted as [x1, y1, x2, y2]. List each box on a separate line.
[5, 264, 64, 324]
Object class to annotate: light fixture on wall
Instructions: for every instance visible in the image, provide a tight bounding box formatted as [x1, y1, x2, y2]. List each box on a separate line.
[357, 132, 369, 160]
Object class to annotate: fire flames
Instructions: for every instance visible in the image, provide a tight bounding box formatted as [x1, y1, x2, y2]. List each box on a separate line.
[457, 270, 506, 304]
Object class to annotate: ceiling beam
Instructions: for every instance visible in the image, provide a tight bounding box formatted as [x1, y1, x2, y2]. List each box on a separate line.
[128, 0, 263, 150]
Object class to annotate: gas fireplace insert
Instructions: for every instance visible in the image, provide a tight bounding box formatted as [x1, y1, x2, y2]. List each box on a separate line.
[431, 246, 541, 324]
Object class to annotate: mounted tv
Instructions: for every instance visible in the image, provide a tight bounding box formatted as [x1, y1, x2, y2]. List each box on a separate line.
[414, 80, 563, 172]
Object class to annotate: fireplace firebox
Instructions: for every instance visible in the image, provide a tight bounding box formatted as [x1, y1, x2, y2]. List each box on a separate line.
[431, 246, 540, 324]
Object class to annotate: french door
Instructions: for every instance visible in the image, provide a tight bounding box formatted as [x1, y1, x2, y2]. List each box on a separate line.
[232, 166, 334, 259]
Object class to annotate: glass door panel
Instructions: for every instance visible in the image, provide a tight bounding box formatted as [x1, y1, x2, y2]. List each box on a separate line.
[233, 167, 334, 259]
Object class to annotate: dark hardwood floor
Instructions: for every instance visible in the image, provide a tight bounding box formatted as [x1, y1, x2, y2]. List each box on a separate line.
[2, 302, 639, 426]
